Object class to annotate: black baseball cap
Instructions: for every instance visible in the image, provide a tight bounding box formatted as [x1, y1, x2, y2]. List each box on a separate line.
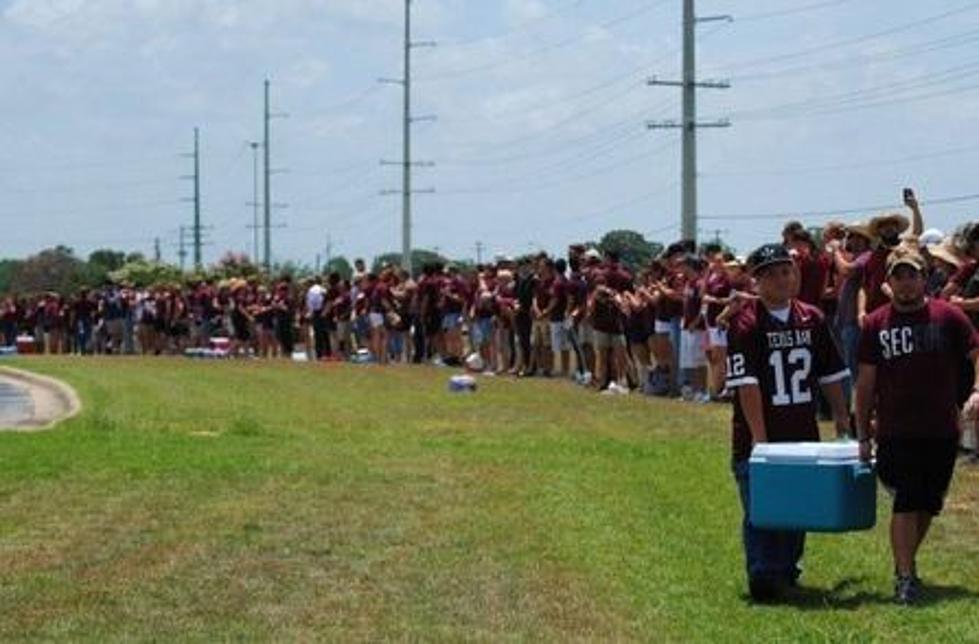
[747, 243, 794, 275]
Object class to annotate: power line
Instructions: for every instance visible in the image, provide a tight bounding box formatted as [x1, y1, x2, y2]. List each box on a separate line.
[736, 0, 854, 23]
[417, 0, 673, 83]
[705, 2, 979, 75]
[437, 136, 679, 196]
[726, 57, 979, 121]
[731, 27, 979, 83]
[438, 0, 584, 48]
[701, 191, 979, 221]
[702, 143, 979, 179]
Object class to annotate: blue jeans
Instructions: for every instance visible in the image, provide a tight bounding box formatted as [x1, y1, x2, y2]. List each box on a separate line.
[669, 317, 683, 393]
[1, 321, 15, 347]
[733, 460, 806, 584]
[76, 320, 92, 355]
[387, 331, 405, 360]
[837, 322, 860, 409]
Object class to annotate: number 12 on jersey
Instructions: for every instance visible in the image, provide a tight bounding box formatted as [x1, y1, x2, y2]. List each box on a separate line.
[768, 348, 812, 406]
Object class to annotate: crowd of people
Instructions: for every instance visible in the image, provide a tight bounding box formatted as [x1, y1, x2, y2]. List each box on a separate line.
[3, 191, 977, 407]
[1, 194, 978, 395]
[3, 187, 979, 605]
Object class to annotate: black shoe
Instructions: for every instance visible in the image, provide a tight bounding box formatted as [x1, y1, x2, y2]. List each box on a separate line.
[749, 577, 780, 603]
[894, 574, 919, 605]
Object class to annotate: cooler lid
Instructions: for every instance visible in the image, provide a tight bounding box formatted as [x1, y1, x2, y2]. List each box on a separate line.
[750, 441, 860, 464]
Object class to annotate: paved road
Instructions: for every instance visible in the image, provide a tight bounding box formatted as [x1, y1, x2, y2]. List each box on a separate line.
[0, 378, 34, 426]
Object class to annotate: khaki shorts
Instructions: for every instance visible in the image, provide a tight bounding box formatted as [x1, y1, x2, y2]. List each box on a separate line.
[593, 330, 625, 351]
[532, 319, 551, 347]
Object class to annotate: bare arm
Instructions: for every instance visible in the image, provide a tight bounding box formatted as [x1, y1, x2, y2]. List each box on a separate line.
[737, 384, 767, 445]
[854, 363, 877, 461]
[820, 380, 851, 438]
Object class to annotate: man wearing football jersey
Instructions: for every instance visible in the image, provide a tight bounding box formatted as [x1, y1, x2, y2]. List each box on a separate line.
[855, 249, 979, 605]
[726, 244, 851, 602]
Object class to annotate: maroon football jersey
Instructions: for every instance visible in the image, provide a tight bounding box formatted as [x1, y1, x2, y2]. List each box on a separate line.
[726, 299, 849, 462]
[858, 298, 979, 441]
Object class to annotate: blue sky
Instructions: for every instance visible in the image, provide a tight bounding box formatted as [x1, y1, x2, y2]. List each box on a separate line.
[3, 0, 979, 266]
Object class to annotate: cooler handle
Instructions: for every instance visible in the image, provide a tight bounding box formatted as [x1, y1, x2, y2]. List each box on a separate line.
[851, 461, 875, 478]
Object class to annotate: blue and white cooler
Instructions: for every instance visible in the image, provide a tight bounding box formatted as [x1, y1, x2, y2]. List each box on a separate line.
[749, 441, 876, 533]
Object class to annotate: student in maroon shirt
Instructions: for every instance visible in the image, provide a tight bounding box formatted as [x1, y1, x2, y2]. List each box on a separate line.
[702, 250, 735, 398]
[787, 229, 830, 310]
[726, 243, 851, 602]
[531, 257, 555, 377]
[859, 188, 926, 323]
[652, 245, 688, 396]
[855, 249, 979, 604]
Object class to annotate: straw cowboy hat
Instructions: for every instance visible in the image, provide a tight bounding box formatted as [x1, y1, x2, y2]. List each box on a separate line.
[927, 242, 964, 270]
[844, 220, 876, 241]
[868, 212, 910, 237]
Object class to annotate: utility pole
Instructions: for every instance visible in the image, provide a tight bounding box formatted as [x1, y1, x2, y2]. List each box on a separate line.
[153, 237, 161, 263]
[380, 0, 436, 276]
[475, 241, 484, 264]
[193, 127, 201, 269]
[263, 80, 272, 273]
[325, 233, 333, 266]
[178, 226, 188, 271]
[648, 0, 731, 242]
[180, 127, 204, 270]
[699, 227, 730, 247]
[261, 80, 289, 274]
[248, 141, 261, 264]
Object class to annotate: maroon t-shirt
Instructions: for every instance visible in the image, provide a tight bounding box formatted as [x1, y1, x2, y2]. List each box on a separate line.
[549, 276, 568, 322]
[951, 260, 978, 289]
[603, 265, 633, 294]
[534, 276, 553, 313]
[656, 271, 686, 321]
[370, 283, 390, 313]
[682, 280, 704, 330]
[704, 269, 732, 327]
[858, 298, 979, 441]
[862, 248, 891, 314]
[795, 250, 829, 308]
[591, 292, 623, 334]
[440, 277, 467, 315]
[726, 299, 849, 462]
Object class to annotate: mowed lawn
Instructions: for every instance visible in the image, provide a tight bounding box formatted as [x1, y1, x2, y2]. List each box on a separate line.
[0, 358, 977, 642]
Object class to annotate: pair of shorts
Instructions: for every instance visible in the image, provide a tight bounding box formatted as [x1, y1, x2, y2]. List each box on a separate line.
[654, 319, 673, 335]
[577, 322, 594, 346]
[531, 319, 551, 347]
[707, 326, 728, 348]
[593, 330, 625, 351]
[442, 313, 463, 331]
[471, 318, 493, 347]
[368, 312, 385, 329]
[877, 436, 958, 516]
[550, 321, 568, 351]
[680, 329, 707, 369]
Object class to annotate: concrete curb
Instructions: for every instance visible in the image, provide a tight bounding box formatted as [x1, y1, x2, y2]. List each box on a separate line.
[0, 366, 82, 432]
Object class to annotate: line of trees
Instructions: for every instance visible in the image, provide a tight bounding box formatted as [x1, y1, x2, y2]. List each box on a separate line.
[0, 229, 713, 295]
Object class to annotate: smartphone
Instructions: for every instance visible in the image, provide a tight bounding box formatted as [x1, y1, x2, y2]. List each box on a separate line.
[903, 188, 914, 200]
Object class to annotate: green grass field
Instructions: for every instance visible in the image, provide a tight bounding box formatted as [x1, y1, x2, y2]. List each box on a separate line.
[0, 357, 976, 642]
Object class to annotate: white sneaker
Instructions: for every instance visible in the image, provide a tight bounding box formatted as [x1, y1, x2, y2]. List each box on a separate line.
[611, 382, 630, 395]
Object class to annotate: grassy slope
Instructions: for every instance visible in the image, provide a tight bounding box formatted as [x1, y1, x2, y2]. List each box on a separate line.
[0, 357, 976, 642]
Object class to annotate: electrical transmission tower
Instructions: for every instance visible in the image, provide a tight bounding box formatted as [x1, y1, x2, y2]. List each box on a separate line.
[647, 0, 732, 242]
[180, 127, 204, 270]
[380, 0, 436, 275]
[262, 79, 289, 274]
